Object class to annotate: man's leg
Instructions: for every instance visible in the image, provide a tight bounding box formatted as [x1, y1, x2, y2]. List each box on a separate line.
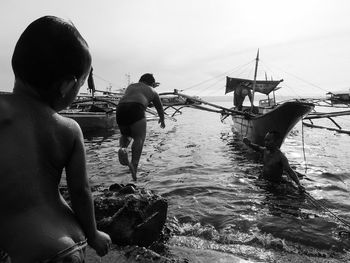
[118, 125, 131, 166]
[129, 118, 147, 181]
[119, 133, 131, 148]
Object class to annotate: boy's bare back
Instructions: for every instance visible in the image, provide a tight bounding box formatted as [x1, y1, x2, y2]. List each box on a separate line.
[0, 16, 111, 262]
[0, 93, 86, 260]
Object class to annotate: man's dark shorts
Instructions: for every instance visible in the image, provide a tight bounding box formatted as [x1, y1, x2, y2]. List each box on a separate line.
[116, 102, 146, 126]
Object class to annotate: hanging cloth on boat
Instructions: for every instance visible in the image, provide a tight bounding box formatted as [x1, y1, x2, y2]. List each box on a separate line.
[88, 67, 96, 94]
[225, 77, 283, 95]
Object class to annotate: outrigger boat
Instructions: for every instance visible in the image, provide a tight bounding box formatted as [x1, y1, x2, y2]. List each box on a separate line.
[59, 92, 121, 131]
[230, 99, 314, 147]
[154, 51, 314, 147]
[302, 92, 350, 135]
[59, 69, 124, 131]
[224, 50, 314, 147]
[303, 110, 350, 135]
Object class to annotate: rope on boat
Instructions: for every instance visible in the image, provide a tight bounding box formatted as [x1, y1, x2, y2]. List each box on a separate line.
[303, 191, 350, 237]
[301, 121, 308, 174]
[180, 60, 254, 94]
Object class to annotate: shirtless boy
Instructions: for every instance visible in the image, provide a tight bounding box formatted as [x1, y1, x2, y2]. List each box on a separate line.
[243, 131, 304, 191]
[0, 16, 111, 262]
[116, 73, 165, 181]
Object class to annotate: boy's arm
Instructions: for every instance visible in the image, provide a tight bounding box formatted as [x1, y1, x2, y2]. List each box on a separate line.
[65, 122, 111, 256]
[243, 137, 264, 153]
[280, 152, 304, 191]
[151, 91, 165, 128]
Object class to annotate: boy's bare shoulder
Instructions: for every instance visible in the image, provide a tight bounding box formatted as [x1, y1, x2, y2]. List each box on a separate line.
[55, 113, 83, 137]
[0, 93, 82, 140]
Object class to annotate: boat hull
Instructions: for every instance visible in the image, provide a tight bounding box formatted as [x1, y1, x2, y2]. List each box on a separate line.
[232, 101, 314, 147]
[60, 111, 116, 131]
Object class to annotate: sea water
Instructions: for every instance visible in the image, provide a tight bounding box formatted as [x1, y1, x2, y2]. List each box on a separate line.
[83, 101, 350, 262]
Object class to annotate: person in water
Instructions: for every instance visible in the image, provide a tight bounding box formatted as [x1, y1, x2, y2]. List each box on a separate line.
[243, 131, 304, 192]
[116, 73, 165, 181]
[0, 16, 111, 262]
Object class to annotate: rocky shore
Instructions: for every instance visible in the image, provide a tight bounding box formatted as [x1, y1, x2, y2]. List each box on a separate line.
[0, 184, 248, 263]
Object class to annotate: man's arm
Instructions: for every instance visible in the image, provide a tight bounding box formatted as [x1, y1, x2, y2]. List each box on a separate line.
[243, 137, 264, 153]
[152, 91, 165, 128]
[280, 152, 304, 191]
[65, 122, 111, 256]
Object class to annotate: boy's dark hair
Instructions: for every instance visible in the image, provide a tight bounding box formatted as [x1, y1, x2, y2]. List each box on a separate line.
[139, 73, 156, 86]
[12, 16, 91, 103]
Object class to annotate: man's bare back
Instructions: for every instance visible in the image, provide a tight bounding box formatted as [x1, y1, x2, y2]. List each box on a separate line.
[262, 148, 285, 182]
[119, 82, 156, 107]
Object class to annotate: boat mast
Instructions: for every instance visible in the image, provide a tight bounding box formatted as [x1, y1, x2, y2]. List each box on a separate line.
[251, 49, 259, 111]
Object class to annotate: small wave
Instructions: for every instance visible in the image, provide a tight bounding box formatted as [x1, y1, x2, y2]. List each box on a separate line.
[319, 172, 350, 183]
[165, 218, 350, 262]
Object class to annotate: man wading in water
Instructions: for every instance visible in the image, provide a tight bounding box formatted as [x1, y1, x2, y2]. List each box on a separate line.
[243, 131, 305, 192]
[116, 73, 165, 181]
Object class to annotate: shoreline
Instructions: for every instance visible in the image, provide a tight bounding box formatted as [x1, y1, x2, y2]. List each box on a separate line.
[84, 244, 251, 263]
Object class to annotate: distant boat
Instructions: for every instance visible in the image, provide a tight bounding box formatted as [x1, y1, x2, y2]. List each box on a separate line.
[302, 91, 350, 135]
[226, 50, 314, 147]
[59, 93, 120, 131]
[326, 90, 350, 105]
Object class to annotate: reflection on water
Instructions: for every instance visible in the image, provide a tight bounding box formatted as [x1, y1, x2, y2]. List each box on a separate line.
[83, 104, 350, 262]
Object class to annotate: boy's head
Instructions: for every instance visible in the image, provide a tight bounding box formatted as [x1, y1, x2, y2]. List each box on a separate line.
[12, 16, 91, 105]
[139, 73, 159, 87]
[264, 131, 281, 149]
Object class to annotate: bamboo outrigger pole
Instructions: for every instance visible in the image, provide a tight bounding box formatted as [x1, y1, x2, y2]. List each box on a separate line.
[304, 110, 350, 119]
[173, 90, 252, 117]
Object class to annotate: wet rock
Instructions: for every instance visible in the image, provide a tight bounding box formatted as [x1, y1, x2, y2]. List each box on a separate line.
[94, 184, 168, 247]
[59, 184, 168, 248]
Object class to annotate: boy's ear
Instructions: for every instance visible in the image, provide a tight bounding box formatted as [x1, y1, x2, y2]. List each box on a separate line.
[58, 76, 78, 98]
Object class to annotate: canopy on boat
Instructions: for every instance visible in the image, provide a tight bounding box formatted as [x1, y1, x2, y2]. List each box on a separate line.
[225, 77, 283, 95]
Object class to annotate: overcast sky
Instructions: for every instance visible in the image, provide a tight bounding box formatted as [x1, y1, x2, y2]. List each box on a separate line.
[1, 0, 350, 97]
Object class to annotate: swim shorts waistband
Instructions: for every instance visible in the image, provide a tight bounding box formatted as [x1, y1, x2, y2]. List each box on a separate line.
[38, 239, 87, 263]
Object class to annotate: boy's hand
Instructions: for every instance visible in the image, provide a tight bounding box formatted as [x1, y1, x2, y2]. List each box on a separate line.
[159, 119, 165, 128]
[88, 230, 112, 257]
[243, 137, 250, 145]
